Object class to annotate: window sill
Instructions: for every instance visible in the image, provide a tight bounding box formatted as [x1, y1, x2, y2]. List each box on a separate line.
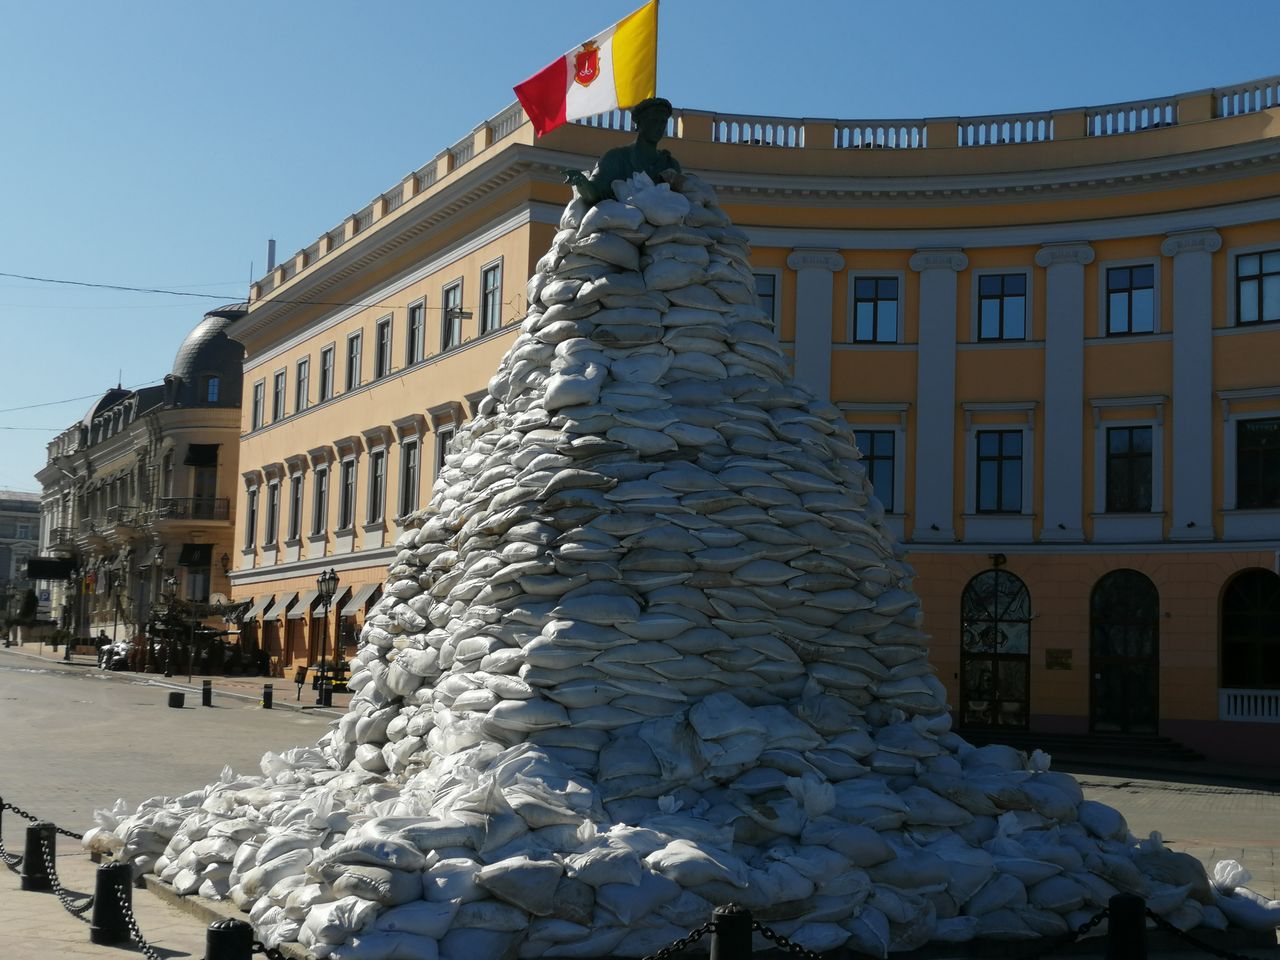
[1090, 512, 1164, 543]
[961, 513, 1034, 543]
[1223, 509, 1280, 541]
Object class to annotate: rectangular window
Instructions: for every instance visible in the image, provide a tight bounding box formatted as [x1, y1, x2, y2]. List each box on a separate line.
[481, 263, 502, 333]
[1237, 417, 1280, 509]
[346, 332, 362, 391]
[287, 474, 303, 540]
[375, 316, 392, 379]
[977, 273, 1027, 341]
[854, 430, 896, 512]
[1106, 266, 1155, 335]
[186, 564, 210, 604]
[1105, 426, 1153, 512]
[442, 282, 462, 350]
[272, 370, 286, 421]
[975, 430, 1022, 513]
[368, 450, 386, 523]
[338, 459, 356, 529]
[319, 346, 335, 402]
[251, 380, 265, 430]
[265, 481, 280, 543]
[295, 358, 310, 412]
[244, 488, 258, 549]
[400, 440, 419, 517]
[1236, 250, 1280, 325]
[754, 273, 777, 328]
[406, 302, 425, 365]
[435, 426, 454, 479]
[852, 277, 899, 343]
[312, 467, 329, 535]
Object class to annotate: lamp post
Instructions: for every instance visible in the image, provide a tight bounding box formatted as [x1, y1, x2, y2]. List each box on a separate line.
[162, 576, 178, 678]
[315, 568, 339, 707]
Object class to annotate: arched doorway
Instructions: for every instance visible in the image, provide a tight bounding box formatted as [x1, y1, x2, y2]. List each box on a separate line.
[1221, 568, 1280, 690]
[960, 569, 1031, 730]
[1090, 569, 1159, 733]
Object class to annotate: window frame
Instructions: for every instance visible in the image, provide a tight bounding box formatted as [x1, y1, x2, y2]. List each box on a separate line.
[244, 486, 259, 549]
[271, 368, 287, 421]
[1102, 261, 1159, 337]
[264, 480, 280, 544]
[1089, 397, 1165, 542]
[971, 269, 1032, 343]
[480, 260, 503, 334]
[753, 270, 780, 330]
[962, 403, 1036, 531]
[337, 457, 357, 531]
[287, 472, 304, 542]
[974, 429, 1024, 514]
[853, 428, 898, 513]
[203, 375, 220, 404]
[367, 447, 387, 524]
[374, 315, 393, 379]
[345, 331, 363, 392]
[434, 425, 455, 481]
[311, 465, 329, 536]
[295, 357, 310, 413]
[441, 280, 463, 351]
[399, 438, 420, 518]
[848, 273, 903, 344]
[318, 344, 335, 402]
[1104, 424, 1155, 513]
[1234, 247, 1280, 328]
[251, 379, 265, 430]
[1234, 416, 1280, 511]
[406, 300, 426, 366]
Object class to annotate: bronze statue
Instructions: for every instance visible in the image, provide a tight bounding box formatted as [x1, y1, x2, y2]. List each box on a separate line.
[564, 97, 682, 206]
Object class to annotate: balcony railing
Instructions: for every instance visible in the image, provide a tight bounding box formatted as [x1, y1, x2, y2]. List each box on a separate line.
[104, 505, 139, 526]
[155, 497, 230, 522]
[1220, 688, 1280, 723]
[248, 71, 1280, 301]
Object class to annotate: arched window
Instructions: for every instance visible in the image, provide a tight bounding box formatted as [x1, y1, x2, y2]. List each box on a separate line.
[1090, 569, 1159, 733]
[1221, 569, 1280, 689]
[204, 375, 221, 404]
[960, 568, 1031, 729]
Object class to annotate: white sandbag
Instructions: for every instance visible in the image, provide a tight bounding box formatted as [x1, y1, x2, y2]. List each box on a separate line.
[645, 840, 749, 888]
[475, 856, 563, 915]
[300, 895, 382, 944]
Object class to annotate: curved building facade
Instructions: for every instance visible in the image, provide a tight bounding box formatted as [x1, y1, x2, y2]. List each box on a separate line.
[230, 77, 1280, 764]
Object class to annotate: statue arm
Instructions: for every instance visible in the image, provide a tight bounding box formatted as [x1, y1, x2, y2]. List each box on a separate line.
[564, 168, 611, 206]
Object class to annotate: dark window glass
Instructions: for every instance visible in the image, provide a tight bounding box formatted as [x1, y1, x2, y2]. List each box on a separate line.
[272, 371, 286, 420]
[1237, 249, 1280, 326]
[1221, 568, 1280, 689]
[435, 427, 454, 478]
[312, 468, 328, 535]
[338, 460, 356, 529]
[319, 347, 335, 402]
[288, 475, 303, 541]
[754, 273, 776, 328]
[976, 430, 1022, 512]
[1106, 265, 1156, 335]
[368, 451, 386, 523]
[251, 382, 265, 430]
[244, 488, 258, 549]
[407, 303, 425, 365]
[977, 273, 1027, 341]
[481, 264, 502, 334]
[204, 376, 220, 403]
[375, 318, 392, 379]
[1106, 425, 1153, 512]
[442, 283, 462, 350]
[852, 276, 898, 343]
[265, 482, 279, 543]
[346, 334, 362, 391]
[1237, 418, 1280, 509]
[295, 359, 309, 412]
[854, 430, 896, 512]
[400, 441, 419, 517]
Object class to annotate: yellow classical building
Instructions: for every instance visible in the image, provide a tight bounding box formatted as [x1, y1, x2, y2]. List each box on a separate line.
[230, 77, 1280, 764]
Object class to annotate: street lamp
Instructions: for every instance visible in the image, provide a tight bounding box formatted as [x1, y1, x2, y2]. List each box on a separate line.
[162, 576, 178, 678]
[315, 568, 339, 707]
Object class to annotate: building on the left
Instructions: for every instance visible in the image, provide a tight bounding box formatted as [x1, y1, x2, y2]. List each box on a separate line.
[0, 490, 41, 624]
[33, 307, 246, 654]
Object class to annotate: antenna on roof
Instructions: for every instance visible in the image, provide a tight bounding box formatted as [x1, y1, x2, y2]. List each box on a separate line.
[267, 238, 277, 272]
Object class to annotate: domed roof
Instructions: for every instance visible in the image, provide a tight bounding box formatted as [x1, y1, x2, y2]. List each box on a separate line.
[168, 305, 246, 408]
[81, 387, 130, 428]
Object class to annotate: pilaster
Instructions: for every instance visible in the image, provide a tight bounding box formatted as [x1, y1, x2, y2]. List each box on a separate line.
[786, 249, 845, 403]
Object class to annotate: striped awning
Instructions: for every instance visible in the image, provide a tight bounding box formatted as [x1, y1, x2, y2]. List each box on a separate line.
[286, 589, 320, 620]
[340, 582, 381, 618]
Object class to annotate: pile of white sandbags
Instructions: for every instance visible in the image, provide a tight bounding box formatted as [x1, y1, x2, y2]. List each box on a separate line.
[100, 168, 1278, 959]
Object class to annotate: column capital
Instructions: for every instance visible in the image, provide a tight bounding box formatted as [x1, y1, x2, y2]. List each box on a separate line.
[909, 248, 967, 273]
[1035, 242, 1094, 268]
[787, 248, 845, 272]
[1161, 229, 1222, 258]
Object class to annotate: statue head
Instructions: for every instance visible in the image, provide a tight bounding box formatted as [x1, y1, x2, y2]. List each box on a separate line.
[631, 97, 673, 144]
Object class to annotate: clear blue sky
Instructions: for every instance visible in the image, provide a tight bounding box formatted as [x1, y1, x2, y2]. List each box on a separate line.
[1, 0, 1276, 492]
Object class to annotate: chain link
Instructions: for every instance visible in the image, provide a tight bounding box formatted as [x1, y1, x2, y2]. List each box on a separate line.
[116, 881, 165, 960]
[752, 919, 824, 959]
[1006, 905, 1110, 960]
[1, 800, 84, 840]
[38, 833, 94, 920]
[1145, 907, 1260, 960]
[251, 939, 291, 960]
[0, 809, 22, 869]
[639, 919, 715, 960]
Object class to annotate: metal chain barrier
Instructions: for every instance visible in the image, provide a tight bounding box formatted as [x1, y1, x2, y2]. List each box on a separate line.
[252, 939, 291, 960]
[752, 919, 824, 959]
[1007, 905, 1110, 960]
[1, 800, 83, 840]
[115, 880, 165, 960]
[0, 808, 22, 869]
[639, 918, 715, 960]
[38, 832, 94, 919]
[1145, 908, 1260, 960]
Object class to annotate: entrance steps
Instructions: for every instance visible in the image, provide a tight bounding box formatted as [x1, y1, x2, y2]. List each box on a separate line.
[961, 729, 1206, 769]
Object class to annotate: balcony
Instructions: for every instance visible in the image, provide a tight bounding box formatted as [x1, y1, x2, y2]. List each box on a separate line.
[104, 504, 141, 538]
[1219, 688, 1280, 724]
[154, 498, 231, 522]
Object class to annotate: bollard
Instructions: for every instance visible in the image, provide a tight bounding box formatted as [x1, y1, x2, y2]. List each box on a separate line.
[710, 903, 752, 960]
[262, 683, 273, 709]
[19, 822, 55, 891]
[1106, 893, 1147, 960]
[206, 917, 255, 960]
[167, 691, 185, 709]
[202, 679, 213, 707]
[320, 682, 333, 708]
[89, 860, 134, 945]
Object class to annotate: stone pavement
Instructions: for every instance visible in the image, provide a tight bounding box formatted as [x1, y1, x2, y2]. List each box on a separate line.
[1, 644, 1277, 958]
